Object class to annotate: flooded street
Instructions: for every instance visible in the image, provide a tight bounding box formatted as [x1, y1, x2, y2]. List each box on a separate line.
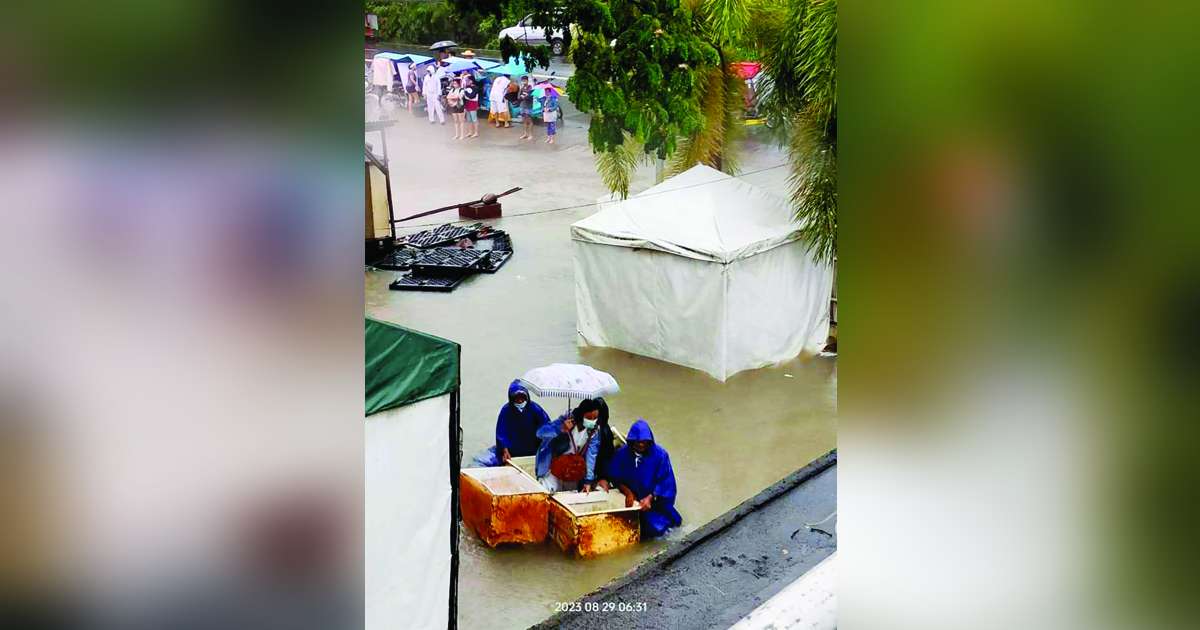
[366, 104, 836, 629]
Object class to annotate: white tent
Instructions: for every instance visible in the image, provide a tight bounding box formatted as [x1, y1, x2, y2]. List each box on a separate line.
[365, 318, 461, 630]
[571, 165, 834, 381]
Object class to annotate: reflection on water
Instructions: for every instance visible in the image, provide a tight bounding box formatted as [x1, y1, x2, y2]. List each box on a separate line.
[366, 115, 835, 629]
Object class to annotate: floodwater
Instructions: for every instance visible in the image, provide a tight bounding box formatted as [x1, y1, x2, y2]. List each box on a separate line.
[365, 103, 836, 629]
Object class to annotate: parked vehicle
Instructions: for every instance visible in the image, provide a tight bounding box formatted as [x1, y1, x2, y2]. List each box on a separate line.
[498, 14, 569, 55]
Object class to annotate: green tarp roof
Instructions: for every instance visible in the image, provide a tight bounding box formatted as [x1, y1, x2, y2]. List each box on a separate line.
[365, 318, 460, 416]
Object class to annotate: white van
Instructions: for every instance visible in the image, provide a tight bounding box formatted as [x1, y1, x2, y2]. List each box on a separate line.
[498, 14, 568, 55]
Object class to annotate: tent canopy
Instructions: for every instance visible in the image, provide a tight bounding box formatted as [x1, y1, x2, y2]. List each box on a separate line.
[571, 165, 802, 264]
[485, 55, 539, 77]
[374, 51, 434, 65]
[571, 166, 833, 381]
[440, 56, 500, 73]
[365, 318, 460, 416]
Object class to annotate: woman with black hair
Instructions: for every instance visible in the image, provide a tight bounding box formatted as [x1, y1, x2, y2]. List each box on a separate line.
[593, 397, 617, 485]
[534, 398, 605, 493]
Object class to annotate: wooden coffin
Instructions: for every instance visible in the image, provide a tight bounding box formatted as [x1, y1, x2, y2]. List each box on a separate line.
[549, 489, 641, 558]
[459, 466, 549, 547]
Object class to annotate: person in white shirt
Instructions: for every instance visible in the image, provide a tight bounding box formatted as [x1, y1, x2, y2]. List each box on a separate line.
[489, 74, 511, 128]
[422, 65, 445, 124]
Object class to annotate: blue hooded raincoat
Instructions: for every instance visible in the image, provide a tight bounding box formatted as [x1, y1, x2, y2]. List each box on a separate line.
[607, 418, 683, 538]
[496, 380, 549, 458]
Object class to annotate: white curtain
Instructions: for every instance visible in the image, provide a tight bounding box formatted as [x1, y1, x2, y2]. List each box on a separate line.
[365, 394, 452, 630]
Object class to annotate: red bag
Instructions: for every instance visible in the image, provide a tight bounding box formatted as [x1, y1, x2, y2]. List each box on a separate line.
[550, 453, 586, 482]
[549, 428, 591, 482]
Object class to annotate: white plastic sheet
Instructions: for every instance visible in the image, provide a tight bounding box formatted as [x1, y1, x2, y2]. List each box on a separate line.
[572, 165, 833, 381]
[365, 395, 452, 630]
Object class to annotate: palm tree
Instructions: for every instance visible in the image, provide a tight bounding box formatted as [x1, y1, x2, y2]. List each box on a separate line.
[593, 0, 753, 197]
[758, 0, 836, 263]
[668, 0, 752, 176]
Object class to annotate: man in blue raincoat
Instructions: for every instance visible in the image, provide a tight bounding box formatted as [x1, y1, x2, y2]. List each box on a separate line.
[607, 418, 683, 538]
[471, 380, 550, 467]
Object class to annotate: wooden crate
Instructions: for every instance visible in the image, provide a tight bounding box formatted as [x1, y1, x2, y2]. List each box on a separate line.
[548, 490, 641, 558]
[459, 466, 549, 547]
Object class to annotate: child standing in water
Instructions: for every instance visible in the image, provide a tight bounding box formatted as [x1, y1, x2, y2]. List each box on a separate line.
[542, 86, 559, 144]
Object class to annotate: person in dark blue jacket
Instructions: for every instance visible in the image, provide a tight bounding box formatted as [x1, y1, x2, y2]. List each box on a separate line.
[607, 418, 683, 538]
[471, 380, 550, 467]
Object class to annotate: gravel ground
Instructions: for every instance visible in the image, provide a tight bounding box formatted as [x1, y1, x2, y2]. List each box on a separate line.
[530, 453, 837, 630]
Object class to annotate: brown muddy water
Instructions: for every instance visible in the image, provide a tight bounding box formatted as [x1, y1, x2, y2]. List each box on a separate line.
[366, 104, 836, 629]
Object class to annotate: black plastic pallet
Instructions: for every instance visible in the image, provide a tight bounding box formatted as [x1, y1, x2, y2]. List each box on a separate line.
[373, 247, 422, 271]
[477, 250, 513, 273]
[402, 223, 484, 249]
[388, 274, 464, 292]
[478, 230, 512, 252]
[410, 248, 491, 276]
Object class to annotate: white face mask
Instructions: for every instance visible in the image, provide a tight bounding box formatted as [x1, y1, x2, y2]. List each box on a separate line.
[583, 418, 597, 430]
[514, 402, 527, 411]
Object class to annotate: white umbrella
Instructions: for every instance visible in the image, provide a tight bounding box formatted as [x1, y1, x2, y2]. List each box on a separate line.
[518, 363, 619, 400]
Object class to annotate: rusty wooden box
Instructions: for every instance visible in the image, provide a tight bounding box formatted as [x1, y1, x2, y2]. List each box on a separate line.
[548, 489, 641, 558]
[459, 466, 549, 547]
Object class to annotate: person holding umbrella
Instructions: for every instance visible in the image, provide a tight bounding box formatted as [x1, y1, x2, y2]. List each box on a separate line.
[534, 399, 605, 493]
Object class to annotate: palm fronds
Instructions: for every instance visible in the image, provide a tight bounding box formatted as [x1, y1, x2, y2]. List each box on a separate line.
[790, 107, 837, 263]
[756, 0, 837, 260]
[793, 0, 836, 133]
[595, 133, 652, 199]
[701, 0, 750, 46]
[670, 64, 745, 175]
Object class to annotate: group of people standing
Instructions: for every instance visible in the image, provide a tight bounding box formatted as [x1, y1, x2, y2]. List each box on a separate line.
[473, 381, 682, 538]
[485, 74, 559, 144]
[384, 60, 560, 144]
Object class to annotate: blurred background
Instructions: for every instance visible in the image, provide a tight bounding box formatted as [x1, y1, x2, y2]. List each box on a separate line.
[2, 1, 1199, 629]
[840, 1, 1200, 629]
[0, 2, 364, 629]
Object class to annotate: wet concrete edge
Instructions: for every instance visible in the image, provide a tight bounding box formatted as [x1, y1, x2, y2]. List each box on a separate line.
[526, 449, 838, 629]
